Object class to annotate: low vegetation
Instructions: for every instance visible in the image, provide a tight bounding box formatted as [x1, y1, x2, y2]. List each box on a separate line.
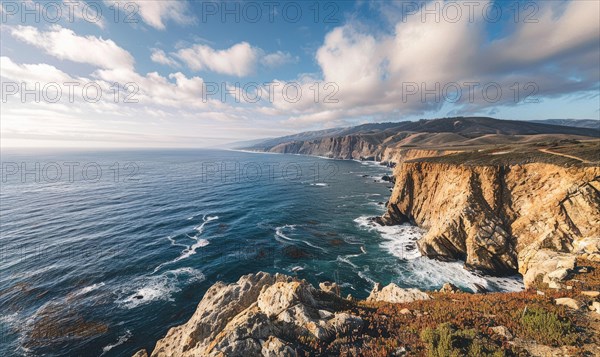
[288, 258, 600, 356]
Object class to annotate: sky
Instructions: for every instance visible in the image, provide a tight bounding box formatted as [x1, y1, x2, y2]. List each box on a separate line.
[1, 0, 599, 148]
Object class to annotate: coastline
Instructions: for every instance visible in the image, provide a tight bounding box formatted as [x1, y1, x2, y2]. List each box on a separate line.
[135, 146, 600, 355]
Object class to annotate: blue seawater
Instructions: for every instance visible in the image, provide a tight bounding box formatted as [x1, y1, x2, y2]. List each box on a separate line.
[0, 149, 522, 356]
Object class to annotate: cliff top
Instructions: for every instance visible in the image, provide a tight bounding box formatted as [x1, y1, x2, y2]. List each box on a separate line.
[242, 117, 600, 152]
[409, 140, 600, 167]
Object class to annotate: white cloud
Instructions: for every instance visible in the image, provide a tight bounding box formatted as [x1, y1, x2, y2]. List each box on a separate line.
[1, 56, 74, 83]
[175, 42, 260, 77]
[104, 0, 195, 30]
[10, 25, 134, 70]
[175, 43, 297, 76]
[151, 48, 179, 67]
[262, 51, 298, 67]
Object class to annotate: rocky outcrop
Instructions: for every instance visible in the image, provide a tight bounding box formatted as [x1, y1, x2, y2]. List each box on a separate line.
[439, 283, 461, 294]
[367, 282, 431, 303]
[144, 272, 364, 357]
[380, 162, 600, 279]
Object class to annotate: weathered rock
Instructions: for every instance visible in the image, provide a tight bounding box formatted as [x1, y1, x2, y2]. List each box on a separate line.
[319, 281, 340, 296]
[581, 291, 600, 298]
[399, 308, 412, 315]
[548, 281, 564, 290]
[439, 283, 461, 294]
[261, 336, 296, 357]
[523, 250, 577, 288]
[491, 326, 513, 340]
[132, 350, 148, 357]
[331, 312, 363, 333]
[588, 253, 600, 262]
[546, 268, 569, 281]
[590, 301, 600, 314]
[145, 273, 362, 357]
[555, 298, 582, 310]
[367, 283, 431, 304]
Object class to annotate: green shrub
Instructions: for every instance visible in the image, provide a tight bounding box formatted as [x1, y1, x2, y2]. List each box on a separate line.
[420, 323, 505, 357]
[520, 307, 577, 345]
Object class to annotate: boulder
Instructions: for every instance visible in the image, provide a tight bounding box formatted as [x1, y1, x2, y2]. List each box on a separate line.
[399, 308, 412, 315]
[367, 283, 431, 304]
[522, 250, 576, 288]
[319, 281, 340, 296]
[581, 291, 600, 298]
[491, 326, 513, 340]
[439, 283, 461, 294]
[555, 298, 582, 310]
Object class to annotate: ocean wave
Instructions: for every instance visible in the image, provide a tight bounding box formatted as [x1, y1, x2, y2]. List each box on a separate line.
[72, 282, 106, 297]
[358, 270, 377, 286]
[354, 216, 423, 260]
[274, 225, 326, 252]
[117, 268, 205, 309]
[336, 255, 358, 269]
[100, 330, 132, 356]
[154, 215, 218, 273]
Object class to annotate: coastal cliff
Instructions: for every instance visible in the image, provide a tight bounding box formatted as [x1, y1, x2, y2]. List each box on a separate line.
[379, 160, 600, 280]
[245, 117, 599, 162]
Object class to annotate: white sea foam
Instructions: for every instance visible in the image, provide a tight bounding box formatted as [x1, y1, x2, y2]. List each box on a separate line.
[354, 215, 524, 292]
[73, 282, 106, 296]
[101, 330, 132, 355]
[310, 183, 328, 187]
[0, 312, 19, 326]
[117, 268, 205, 309]
[275, 225, 326, 252]
[400, 258, 523, 293]
[336, 255, 358, 268]
[358, 270, 377, 286]
[167, 235, 188, 248]
[354, 216, 423, 260]
[154, 215, 217, 273]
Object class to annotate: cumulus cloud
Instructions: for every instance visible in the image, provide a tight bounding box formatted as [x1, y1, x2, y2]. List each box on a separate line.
[174, 42, 297, 76]
[10, 25, 134, 70]
[175, 42, 260, 77]
[104, 0, 195, 30]
[151, 48, 180, 67]
[262, 51, 299, 67]
[274, 0, 600, 123]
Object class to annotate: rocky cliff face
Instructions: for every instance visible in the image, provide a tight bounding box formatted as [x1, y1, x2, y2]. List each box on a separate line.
[379, 162, 600, 277]
[266, 134, 456, 163]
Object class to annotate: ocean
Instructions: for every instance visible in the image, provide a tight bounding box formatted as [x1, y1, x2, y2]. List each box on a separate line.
[0, 149, 523, 356]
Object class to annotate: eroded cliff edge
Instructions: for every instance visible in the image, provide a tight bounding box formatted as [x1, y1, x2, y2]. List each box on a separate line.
[378, 160, 600, 280]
